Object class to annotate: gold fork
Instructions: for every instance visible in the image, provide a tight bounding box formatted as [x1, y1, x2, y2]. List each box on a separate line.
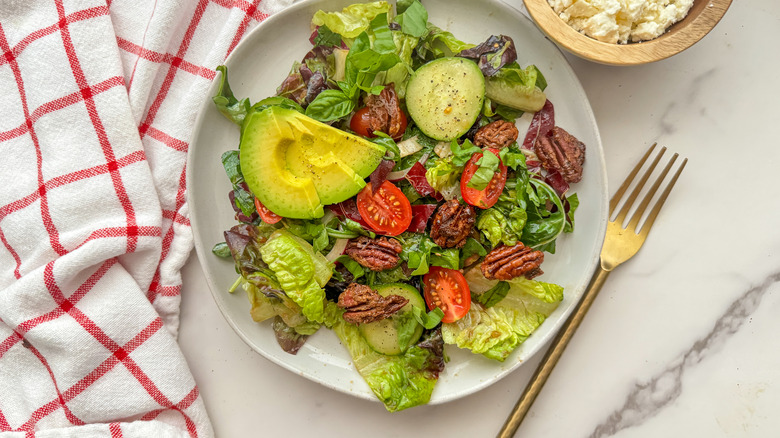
[497, 143, 687, 438]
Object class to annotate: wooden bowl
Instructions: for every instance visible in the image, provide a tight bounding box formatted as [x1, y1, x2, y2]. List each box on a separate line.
[523, 0, 732, 65]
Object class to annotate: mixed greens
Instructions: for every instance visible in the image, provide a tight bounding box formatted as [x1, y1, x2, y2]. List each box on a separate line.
[211, 1, 585, 412]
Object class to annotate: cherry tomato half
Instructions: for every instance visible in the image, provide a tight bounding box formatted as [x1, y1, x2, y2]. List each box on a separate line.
[254, 197, 282, 224]
[350, 107, 373, 137]
[460, 148, 508, 209]
[356, 180, 412, 236]
[423, 266, 471, 323]
[349, 107, 408, 140]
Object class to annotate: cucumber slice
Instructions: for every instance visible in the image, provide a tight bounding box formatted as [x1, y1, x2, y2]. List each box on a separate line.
[358, 283, 425, 356]
[405, 57, 485, 141]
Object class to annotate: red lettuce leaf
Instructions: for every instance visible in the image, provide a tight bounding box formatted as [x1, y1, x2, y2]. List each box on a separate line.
[406, 204, 438, 233]
[522, 99, 555, 149]
[405, 162, 443, 200]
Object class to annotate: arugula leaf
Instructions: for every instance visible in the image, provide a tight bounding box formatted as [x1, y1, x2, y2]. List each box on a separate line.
[460, 237, 487, 267]
[564, 193, 579, 233]
[394, 0, 428, 38]
[475, 281, 510, 308]
[335, 254, 365, 280]
[313, 24, 343, 47]
[412, 306, 445, 329]
[430, 248, 459, 270]
[521, 179, 566, 250]
[213, 65, 251, 126]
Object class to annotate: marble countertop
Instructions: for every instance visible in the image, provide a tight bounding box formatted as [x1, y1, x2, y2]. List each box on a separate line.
[178, 1, 780, 436]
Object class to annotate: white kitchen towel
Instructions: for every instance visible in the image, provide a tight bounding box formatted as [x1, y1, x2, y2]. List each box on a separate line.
[0, 0, 292, 436]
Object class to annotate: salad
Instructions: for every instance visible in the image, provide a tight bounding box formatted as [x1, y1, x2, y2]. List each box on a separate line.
[210, 0, 587, 412]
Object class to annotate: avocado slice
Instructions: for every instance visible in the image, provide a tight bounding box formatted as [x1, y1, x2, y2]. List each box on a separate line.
[241, 109, 323, 219]
[239, 106, 386, 219]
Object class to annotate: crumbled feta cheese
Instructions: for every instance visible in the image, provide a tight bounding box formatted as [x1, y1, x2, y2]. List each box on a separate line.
[547, 0, 694, 44]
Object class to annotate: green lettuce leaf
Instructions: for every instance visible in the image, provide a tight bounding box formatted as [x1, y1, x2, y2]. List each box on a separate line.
[259, 230, 332, 323]
[424, 157, 462, 197]
[442, 271, 563, 361]
[416, 24, 474, 61]
[213, 65, 250, 125]
[332, 321, 445, 412]
[311, 1, 392, 39]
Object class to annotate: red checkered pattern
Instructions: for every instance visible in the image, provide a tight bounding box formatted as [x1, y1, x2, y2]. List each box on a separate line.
[0, 0, 286, 435]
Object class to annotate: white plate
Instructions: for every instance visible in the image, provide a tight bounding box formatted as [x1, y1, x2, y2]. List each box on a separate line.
[187, 0, 608, 405]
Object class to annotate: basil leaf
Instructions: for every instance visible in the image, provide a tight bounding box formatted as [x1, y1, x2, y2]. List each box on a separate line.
[305, 89, 356, 122]
[211, 242, 231, 258]
[412, 306, 445, 329]
[372, 134, 401, 161]
[475, 281, 510, 308]
[313, 24, 343, 47]
[395, 0, 428, 38]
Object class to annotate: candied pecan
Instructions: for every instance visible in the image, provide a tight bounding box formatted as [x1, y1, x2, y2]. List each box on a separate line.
[365, 84, 404, 139]
[481, 243, 544, 280]
[430, 200, 476, 249]
[337, 283, 408, 324]
[473, 120, 519, 149]
[345, 236, 402, 271]
[533, 126, 586, 183]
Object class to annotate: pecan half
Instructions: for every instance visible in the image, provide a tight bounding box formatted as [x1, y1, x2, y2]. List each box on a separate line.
[430, 200, 476, 249]
[345, 236, 402, 271]
[473, 120, 519, 149]
[481, 243, 544, 280]
[365, 84, 404, 139]
[337, 283, 408, 325]
[533, 126, 586, 183]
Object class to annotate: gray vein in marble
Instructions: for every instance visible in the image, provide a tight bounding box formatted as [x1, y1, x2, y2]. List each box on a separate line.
[587, 271, 780, 438]
[657, 68, 715, 138]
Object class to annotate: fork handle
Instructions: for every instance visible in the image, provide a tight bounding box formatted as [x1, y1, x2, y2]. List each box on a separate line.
[496, 265, 611, 438]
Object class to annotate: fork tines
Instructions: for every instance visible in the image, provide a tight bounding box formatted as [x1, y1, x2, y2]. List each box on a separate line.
[610, 143, 687, 236]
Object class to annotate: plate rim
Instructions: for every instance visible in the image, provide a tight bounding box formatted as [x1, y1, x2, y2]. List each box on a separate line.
[186, 0, 608, 405]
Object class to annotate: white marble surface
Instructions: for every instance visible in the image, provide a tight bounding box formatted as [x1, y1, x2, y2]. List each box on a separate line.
[178, 1, 780, 436]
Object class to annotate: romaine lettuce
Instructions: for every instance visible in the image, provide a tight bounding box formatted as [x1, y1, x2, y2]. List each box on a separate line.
[332, 321, 445, 412]
[312, 1, 392, 39]
[259, 230, 333, 323]
[443, 272, 563, 361]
